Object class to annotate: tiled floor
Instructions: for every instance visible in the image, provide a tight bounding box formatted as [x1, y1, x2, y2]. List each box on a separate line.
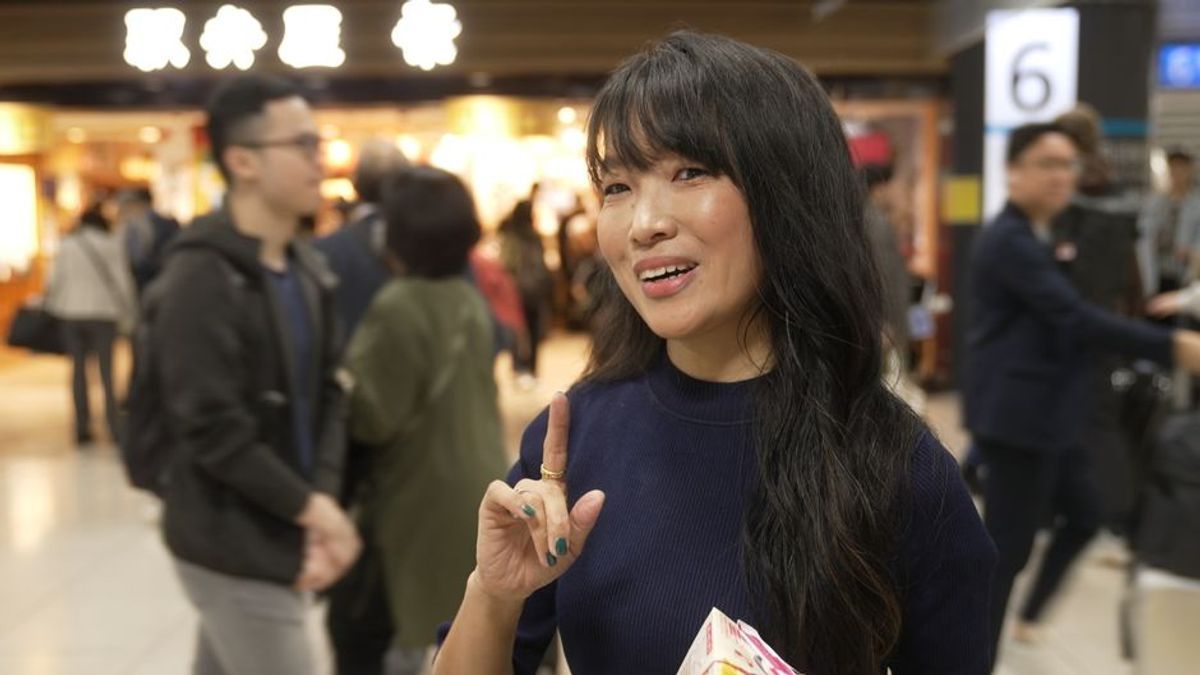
[0, 335, 1174, 674]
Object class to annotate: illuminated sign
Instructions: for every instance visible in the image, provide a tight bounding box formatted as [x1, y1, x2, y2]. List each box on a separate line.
[391, 0, 462, 71]
[199, 4, 268, 70]
[279, 5, 347, 69]
[1159, 44, 1200, 89]
[123, 7, 190, 72]
[124, 3, 461, 71]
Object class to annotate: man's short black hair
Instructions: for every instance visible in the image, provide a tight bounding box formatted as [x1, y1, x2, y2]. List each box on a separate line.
[1006, 122, 1073, 165]
[381, 166, 481, 279]
[205, 74, 302, 184]
[1167, 147, 1194, 165]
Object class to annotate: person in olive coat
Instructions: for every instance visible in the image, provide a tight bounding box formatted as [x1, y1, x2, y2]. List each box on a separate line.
[338, 166, 508, 673]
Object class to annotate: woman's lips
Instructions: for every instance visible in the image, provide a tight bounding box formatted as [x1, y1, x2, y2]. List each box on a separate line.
[639, 265, 698, 299]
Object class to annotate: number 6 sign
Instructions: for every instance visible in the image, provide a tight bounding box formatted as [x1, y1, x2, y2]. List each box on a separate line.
[982, 8, 1079, 220]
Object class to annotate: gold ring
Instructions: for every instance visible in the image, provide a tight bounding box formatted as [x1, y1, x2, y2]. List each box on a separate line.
[540, 464, 565, 481]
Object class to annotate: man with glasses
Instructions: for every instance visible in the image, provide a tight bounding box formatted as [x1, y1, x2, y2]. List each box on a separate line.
[964, 122, 1200, 670]
[150, 74, 360, 674]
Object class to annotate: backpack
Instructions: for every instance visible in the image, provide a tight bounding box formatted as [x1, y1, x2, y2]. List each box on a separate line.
[118, 255, 245, 496]
[118, 277, 170, 495]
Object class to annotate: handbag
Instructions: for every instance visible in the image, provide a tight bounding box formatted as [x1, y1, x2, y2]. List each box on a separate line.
[6, 303, 65, 354]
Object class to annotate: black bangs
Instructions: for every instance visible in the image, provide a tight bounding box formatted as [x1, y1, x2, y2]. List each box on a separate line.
[586, 34, 736, 187]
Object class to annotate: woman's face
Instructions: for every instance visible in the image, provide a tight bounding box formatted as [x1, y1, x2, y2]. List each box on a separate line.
[597, 153, 762, 344]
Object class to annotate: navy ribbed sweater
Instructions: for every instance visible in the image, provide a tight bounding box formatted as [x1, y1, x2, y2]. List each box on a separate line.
[448, 354, 995, 674]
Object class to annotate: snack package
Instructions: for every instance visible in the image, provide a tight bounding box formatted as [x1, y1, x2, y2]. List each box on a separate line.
[676, 607, 800, 675]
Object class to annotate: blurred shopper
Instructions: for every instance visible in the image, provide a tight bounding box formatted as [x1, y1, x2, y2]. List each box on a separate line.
[336, 166, 507, 674]
[861, 163, 911, 363]
[315, 138, 408, 340]
[1052, 104, 1144, 314]
[45, 204, 136, 446]
[963, 106, 1147, 501]
[1140, 148, 1200, 296]
[556, 192, 588, 289]
[436, 31, 995, 675]
[1051, 105, 1148, 537]
[468, 247, 527, 359]
[964, 122, 1200, 669]
[151, 74, 359, 675]
[499, 199, 553, 390]
[566, 227, 603, 331]
[115, 187, 180, 294]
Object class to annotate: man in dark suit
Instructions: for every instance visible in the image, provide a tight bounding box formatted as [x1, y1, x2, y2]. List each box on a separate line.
[315, 139, 408, 340]
[964, 122, 1200, 670]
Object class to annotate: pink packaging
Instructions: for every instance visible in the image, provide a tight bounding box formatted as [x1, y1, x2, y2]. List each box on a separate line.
[676, 608, 801, 675]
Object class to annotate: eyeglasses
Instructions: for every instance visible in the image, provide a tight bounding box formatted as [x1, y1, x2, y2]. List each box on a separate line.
[234, 133, 322, 157]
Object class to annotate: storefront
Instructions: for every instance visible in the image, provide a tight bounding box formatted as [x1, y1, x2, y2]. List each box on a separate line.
[0, 104, 51, 356]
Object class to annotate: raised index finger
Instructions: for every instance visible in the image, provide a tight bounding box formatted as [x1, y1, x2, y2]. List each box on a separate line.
[541, 392, 570, 480]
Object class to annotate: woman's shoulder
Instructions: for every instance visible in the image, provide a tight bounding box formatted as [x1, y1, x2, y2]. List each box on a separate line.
[899, 427, 995, 570]
[906, 429, 960, 495]
[903, 429, 978, 524]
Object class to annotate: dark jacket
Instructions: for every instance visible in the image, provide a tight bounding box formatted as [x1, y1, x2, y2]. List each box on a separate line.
[154, 210, 346, 584]
[314, 208, 391, 340]
[1051, 202, 1143, 314]
[964, 202, 1174, 452]
[130, 211, 181, 292]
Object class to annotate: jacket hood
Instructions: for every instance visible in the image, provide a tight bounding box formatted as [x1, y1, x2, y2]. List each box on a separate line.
[167, 209, 337, 290]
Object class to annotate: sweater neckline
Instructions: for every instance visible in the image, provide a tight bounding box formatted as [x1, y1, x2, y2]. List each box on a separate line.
[644, 350, 763, 426]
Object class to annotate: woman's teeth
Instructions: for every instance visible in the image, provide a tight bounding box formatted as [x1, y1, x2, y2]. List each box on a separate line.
[639, 264, 696, 282]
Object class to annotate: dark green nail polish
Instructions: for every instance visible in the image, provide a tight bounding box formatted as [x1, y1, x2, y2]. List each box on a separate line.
[546, 552, 558, 567]
[555, 538, 568, 556]
[522, 504, 536, 518]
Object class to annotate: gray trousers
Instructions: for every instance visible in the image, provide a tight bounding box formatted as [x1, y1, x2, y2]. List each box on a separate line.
[174, 558, 320, 675]
[61, 319, 117, 443]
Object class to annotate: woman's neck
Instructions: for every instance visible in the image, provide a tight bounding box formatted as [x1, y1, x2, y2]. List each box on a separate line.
[666, 315, 773, 383]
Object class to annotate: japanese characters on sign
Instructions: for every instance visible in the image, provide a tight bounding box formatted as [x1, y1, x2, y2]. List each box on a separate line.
[122, 2, 461, 72]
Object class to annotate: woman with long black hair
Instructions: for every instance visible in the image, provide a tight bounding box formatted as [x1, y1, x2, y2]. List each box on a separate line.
[435, 31, 995, 675]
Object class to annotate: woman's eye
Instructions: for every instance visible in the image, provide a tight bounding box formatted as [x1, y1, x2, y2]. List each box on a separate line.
[602, 183, 630, 197]
[676, 167, 709, 181]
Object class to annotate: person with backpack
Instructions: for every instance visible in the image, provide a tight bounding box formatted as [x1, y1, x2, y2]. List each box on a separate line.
[144, 73, 360, 675]
[115, 187, 180, 294]
[45, 203, 137, 447]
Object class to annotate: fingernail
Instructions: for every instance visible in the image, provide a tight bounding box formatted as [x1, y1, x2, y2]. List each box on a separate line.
[522, 504, 536, 518]
[546, 552, 558, 567]
[555, 538, 568, 556]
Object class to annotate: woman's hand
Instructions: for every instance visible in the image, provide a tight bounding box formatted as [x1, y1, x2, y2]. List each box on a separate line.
[472, 393, 606, 604]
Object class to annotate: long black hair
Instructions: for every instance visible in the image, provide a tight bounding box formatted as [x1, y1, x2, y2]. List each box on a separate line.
[582, 31, 921, 673]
